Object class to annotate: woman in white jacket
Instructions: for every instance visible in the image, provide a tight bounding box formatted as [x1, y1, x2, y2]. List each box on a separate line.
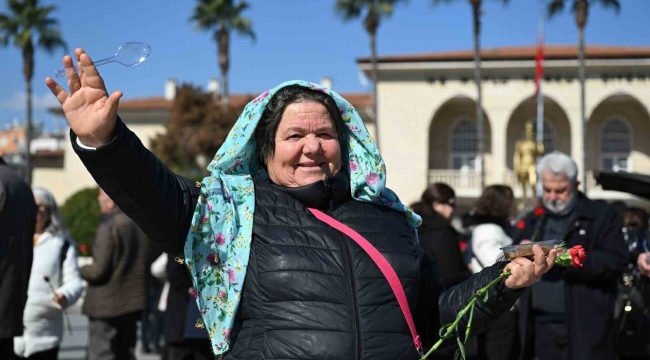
[14, 187, 83, 360]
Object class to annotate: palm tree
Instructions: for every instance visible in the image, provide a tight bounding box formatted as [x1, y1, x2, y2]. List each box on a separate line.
[0, 0, 66, 184]
[547, 0, 620, 196]
[335, 0, 406, 150]
[434, 0, 508, 190]
[190, 0, 255, 109]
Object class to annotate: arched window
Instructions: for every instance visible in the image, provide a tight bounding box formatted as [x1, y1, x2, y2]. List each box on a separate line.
[542, 121, 555, 153]
[450, 119, 477, 170]
[600, 118, 631, 171]
[527, 120, 555, 152]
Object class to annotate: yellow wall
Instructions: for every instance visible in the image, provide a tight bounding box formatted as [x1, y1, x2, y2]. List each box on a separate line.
[377, 76, 650, 204]
[39, 122, 167, 205]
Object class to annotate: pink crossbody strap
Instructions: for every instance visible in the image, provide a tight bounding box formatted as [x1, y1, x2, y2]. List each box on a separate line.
[308, 208, 423, 354]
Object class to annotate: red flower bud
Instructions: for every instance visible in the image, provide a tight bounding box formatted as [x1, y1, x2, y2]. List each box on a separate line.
[516, 220, 526, 229]
[568, 245, 586, 268]
[534, 207, 545, 216]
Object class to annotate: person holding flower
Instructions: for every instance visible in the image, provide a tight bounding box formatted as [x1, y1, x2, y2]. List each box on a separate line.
[511, 152, 628, 360]
[47, 49, 559, 360]
[13, 187, 83, 360]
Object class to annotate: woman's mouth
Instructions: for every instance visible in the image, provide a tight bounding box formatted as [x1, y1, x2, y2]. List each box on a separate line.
[298, 162, 324, 168]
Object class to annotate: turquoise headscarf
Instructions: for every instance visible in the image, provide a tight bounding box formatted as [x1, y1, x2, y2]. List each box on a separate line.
[184, 80, 422, 356]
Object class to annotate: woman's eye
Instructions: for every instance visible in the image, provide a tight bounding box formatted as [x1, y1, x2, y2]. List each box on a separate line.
[319, 133, 333, 139]
[287, 134, 301, 140]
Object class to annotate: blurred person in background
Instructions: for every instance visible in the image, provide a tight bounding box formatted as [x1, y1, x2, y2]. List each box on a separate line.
[619, 207, 650, 359]
[512, 152, 628, 360]
[411, 183, 470, 288]
[141, 243, 164, 354]
[468, 185, 519, 360]
[14, 187, 83, 360]
[163, 255, 212, 360]
[0, 158, 37, 360]
[80, 189, 150, 360]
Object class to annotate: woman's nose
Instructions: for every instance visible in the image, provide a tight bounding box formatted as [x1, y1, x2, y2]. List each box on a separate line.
[303, 136, 321, 154]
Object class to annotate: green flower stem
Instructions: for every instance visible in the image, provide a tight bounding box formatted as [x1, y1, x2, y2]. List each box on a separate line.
[420, 271, 512, 360]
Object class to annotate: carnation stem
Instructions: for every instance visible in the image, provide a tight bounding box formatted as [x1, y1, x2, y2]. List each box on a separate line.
[420, 271, 511, 360]
[420, 244, 581, 360]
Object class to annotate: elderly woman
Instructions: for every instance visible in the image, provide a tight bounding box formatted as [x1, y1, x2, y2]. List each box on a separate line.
[46, 49, 556, 360]
[14, 187, 83, 360]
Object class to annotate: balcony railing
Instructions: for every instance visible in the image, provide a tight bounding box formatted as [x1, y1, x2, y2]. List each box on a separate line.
[428, 169, 481, 190]
[429, 169, 605, 193]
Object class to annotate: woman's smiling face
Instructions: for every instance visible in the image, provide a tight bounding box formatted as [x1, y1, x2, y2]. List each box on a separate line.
[266, 101, 342, 187]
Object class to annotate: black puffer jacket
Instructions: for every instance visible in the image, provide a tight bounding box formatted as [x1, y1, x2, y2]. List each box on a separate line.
[418, 214, 471, 288]
[72, 119, 523, 359]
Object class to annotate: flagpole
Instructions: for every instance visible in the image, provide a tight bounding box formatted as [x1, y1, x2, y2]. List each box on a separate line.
[536, 8, 545, 149]
[535, 3, 545, 200]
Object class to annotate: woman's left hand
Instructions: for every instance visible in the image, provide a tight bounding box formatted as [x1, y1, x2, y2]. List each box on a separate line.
[503, 244, 557, 289]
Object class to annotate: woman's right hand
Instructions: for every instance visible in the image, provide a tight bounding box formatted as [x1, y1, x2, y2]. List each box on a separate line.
[45, 48, 123, 147]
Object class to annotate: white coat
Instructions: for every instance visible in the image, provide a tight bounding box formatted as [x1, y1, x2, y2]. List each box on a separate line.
[14, 232, 83, 357]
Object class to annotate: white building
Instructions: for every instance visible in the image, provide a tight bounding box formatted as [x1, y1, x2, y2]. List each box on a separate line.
[358, 45, 650, 209]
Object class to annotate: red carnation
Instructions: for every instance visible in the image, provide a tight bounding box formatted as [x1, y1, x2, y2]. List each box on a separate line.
[459, 241, 468, 252]
[568, 245, 586, 268]
[534, 207, 545, 216]
[516, 220, 526, 230]
[79, 244, 89, 256]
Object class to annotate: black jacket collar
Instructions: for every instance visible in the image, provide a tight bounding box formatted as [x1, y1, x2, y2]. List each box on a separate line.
[572, 192, 598, 220]
[266, 171, 351, 211]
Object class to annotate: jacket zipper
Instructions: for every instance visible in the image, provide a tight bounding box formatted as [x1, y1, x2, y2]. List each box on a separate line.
[324, 180, 361, 359]
[338, 230, 362, 360]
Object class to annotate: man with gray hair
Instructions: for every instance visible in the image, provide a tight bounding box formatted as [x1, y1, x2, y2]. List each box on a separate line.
[512, 152, 628, 360]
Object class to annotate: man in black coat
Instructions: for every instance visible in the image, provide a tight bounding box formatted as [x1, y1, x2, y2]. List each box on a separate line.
[512, 152, 628, 360]
[0, 159, 37, 360]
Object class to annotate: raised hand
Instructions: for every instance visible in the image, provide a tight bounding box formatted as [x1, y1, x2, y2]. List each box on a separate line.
[45, 48, 123, 147]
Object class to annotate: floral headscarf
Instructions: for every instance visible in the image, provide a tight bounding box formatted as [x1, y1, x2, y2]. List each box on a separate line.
[185, 80, 422, 356]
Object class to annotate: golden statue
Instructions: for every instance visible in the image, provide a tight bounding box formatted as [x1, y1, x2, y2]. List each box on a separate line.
[514, 121, 545, 209]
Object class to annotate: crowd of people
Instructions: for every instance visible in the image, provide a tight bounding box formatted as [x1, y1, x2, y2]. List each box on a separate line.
[410, 152, 650, 360]
[0, 47, 649, 360]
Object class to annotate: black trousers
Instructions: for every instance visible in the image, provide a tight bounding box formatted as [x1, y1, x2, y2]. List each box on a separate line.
[17, 347, 59, 360]
[87, 311, 141, 360]
[165, 339, 213, 360]
[478, 311, 520, 360]
[1, 338, 15, 360]
[141, 286, 164, 349]
[535, 321, 568, 360]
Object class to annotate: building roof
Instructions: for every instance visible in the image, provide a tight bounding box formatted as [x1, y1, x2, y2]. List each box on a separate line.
[357, 45, 650, 63]
[49, 92, 372, 114]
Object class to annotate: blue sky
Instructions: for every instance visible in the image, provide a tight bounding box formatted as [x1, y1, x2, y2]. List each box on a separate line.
[1, 0, 648, 130]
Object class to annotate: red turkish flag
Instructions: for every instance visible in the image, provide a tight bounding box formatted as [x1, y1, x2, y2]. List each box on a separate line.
[534, 28, 544, 95]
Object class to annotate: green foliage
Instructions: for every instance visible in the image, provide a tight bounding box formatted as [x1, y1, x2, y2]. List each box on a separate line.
[149, 83, 248, 180]
[0, 0, 68, 72]
[335, 0, 406, 33]
[60, 187, 100, 256]
[547, 0, 620, 19]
